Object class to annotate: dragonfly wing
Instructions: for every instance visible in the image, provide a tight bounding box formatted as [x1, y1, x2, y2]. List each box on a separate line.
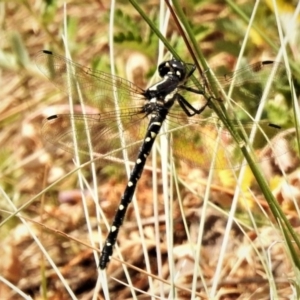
[180, 61, 287, 120]
[35, 50, 146, 109]
[167, 117, 292, 170]
[42, 111, 149, 163]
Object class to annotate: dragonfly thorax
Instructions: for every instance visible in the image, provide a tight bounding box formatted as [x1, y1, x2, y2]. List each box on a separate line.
[144, 98, 173, 117]
[143, 59, 187, 102]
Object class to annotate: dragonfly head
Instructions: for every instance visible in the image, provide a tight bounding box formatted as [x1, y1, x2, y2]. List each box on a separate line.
[158, 59, 187, 81]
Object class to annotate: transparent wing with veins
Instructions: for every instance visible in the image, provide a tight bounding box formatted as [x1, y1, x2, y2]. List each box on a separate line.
[36, 50, 291, 169]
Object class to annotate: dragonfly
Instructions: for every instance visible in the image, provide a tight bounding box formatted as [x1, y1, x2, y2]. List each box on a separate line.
[36, 50, 288, 269]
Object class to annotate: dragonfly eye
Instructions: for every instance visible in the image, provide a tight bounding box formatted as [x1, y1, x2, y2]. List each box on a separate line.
[158, 59, 186, 80]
